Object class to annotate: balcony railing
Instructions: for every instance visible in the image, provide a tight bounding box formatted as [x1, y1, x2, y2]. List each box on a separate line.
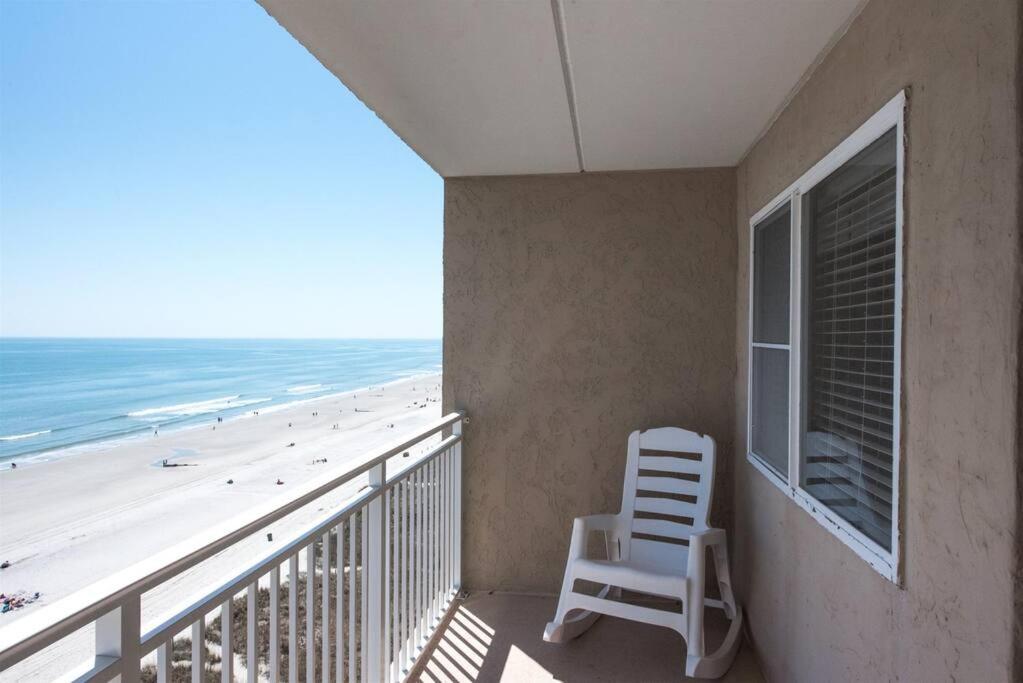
[0, 412, 464, 682]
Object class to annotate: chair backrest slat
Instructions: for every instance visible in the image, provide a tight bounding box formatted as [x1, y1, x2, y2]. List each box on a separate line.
[635, 475, 700, 496]
[619, 427, 716, 572]
[632, 517, 693, 538]
[633, 496, 699, 519]
[638, 454, 705, 476]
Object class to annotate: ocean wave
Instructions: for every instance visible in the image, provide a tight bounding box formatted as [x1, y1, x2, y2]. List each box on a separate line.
[127, 395, 271, 418]
[0, 429, 52, 441]
[286, 384, 326, 395]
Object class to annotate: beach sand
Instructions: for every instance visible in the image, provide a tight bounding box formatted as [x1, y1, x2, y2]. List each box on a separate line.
[0, 372, 442, 679]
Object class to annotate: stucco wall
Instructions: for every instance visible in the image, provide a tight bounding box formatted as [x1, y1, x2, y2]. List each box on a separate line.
[733, 1, 1022, 681]
[444, 169, 736, 592]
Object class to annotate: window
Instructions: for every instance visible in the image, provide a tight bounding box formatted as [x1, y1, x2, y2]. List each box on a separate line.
[750, 204, 791, 477]
[746, 92, 904, 581]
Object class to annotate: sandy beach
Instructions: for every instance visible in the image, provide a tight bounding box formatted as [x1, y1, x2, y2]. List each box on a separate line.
[0, 372, 442, 679]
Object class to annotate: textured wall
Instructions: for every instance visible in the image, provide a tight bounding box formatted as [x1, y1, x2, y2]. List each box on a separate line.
[733, 1, 1022, 681]
[444, 169, 736, 592]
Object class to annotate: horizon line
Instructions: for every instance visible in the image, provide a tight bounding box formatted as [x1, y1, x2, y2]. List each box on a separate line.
[0, 335, 443, 341]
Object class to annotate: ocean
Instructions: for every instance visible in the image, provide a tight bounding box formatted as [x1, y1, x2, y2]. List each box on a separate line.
[0, 338, 441, 465]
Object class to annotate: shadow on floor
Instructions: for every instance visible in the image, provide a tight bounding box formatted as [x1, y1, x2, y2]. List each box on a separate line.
[410, 593, 763, 682]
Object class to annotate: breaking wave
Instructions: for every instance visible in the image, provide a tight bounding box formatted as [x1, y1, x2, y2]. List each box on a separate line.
[127, 396, 271, 419]
[0, 430, 52, 442]
[286, 384, 326, 395]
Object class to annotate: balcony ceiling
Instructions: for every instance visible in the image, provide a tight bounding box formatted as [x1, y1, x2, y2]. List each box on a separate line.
[258, 0, 865, 177]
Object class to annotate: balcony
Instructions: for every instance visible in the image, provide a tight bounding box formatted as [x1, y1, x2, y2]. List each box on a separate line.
[0, 414, 764, 682]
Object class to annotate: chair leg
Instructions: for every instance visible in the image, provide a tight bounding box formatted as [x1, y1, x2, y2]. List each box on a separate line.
[685, 543, 744, 679]
[711, 544, 737, 620]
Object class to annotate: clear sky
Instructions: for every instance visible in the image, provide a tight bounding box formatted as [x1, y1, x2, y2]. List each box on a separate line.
[0, 0, 442, 339]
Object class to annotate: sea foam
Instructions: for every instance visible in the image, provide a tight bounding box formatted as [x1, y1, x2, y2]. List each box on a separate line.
[0, 430, 52, 442]
[127, 396, 271, 419]
[286, 384, 326, 395]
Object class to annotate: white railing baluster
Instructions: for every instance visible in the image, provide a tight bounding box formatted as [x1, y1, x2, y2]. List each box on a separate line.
[247, 582, 257, 683]
[437, 452, 444, 610]
[289, 554, 298, 683]
[427, 458, 435, 629]
[423, 462, 430, 633]
[420, 466, 427, 647]
[433, 457, 440, 620]
[335, 524, 343, 683]
[322, 531, 330, 683]
[430, 458, 436, 621]
[444, 449, 451, 601]
[447, 447, 453, 601]
[411, 468, 420, 656]
[221, 597, 233, 683]
[157, 641, 169, 683]
[391, 483, 400, 683]
[192, 617, 206, 683]
[348, 516, 356, 683]
[441, 450, 448, 604]
[382, 486, 391, 683]
[434, 457, 440, 619]
[449, 445, 455, 599]
[270, 565, 280, 683]
[360, 503, 369, 683]
[335, 523, 343, 683]
[454, 418, 463, 590]
[306, 543, 315, 683]
[96, 595, 141, 683]
[401, 478, 410, 674]
[419, 466, 426, 645]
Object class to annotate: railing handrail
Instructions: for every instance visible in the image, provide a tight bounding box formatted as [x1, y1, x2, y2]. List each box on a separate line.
[0, 411, 464, 669]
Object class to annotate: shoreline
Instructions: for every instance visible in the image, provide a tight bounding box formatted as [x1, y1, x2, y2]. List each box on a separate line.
[0, 369, 442, 471]
[0, 371, 442, 607]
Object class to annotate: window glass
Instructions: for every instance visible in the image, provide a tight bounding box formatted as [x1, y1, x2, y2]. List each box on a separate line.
[801, 128, 897, 551]
[750, 203, 791, 476]
[751, 347, 789, 475]
[753, 206, 790, 344]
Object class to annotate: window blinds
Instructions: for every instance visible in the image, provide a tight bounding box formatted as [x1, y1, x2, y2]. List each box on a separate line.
[802, 128, 897, 551]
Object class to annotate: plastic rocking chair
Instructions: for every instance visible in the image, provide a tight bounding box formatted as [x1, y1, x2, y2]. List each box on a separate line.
[543, 427, 744, 679]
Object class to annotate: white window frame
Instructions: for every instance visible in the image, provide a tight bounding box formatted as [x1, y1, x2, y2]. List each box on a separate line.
[746, 90, 905, 583]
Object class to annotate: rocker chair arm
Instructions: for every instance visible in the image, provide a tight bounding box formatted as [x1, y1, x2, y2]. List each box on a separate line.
[686, 527, 727, 577]
[568, 514, 620, 560]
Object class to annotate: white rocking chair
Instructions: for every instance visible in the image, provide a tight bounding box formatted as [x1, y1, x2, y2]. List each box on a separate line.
[543, 427, 744, 679]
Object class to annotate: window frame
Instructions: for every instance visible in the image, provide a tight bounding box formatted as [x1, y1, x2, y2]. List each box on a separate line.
[745, 90, 905, 583]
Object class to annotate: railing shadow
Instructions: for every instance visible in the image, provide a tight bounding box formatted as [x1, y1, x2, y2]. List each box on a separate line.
[411, 593, 764, 683]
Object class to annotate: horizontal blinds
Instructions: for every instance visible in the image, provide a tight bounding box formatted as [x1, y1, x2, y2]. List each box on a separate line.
[803, 128, 897, 551]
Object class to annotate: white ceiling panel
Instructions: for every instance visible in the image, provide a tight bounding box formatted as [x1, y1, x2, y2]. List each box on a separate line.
[563, 0, 864, 171]
[260, 0, 580, 177]
[258, 0, 865, 177]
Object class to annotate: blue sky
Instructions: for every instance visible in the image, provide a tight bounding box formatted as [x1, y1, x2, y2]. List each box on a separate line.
[0, 0, 442, 339]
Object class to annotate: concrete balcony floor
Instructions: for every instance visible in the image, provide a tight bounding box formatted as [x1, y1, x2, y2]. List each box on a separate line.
[411, 593, 764, 682]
